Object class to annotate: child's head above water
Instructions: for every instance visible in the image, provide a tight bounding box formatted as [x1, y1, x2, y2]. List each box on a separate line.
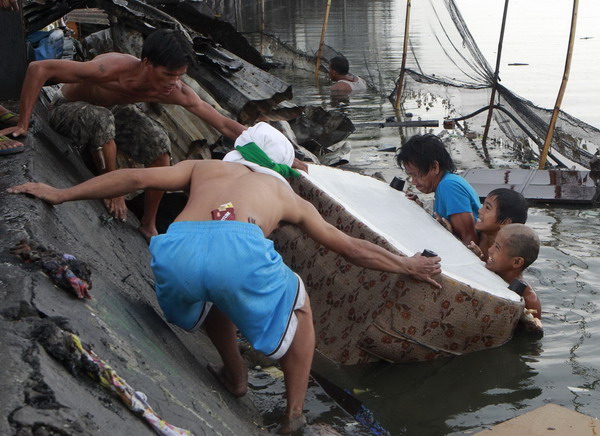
[486, 223, 540, 276]
[476, 188, 528, 234]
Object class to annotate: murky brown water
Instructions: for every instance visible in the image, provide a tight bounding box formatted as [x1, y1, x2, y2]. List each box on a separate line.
[230, 1, 600, 434]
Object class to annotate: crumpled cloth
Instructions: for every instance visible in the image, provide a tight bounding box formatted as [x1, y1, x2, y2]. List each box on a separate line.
[223, 122, 299, 185]
[11, 240, 92, 299]
[69, 334, 192, 436]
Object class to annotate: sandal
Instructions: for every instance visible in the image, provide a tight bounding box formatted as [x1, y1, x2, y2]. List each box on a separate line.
[0, 107, 19, 129]
[0, 135, 25, 156]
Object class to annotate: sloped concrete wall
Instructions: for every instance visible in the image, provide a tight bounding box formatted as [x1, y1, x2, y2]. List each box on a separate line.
[0, 111, 264, 434]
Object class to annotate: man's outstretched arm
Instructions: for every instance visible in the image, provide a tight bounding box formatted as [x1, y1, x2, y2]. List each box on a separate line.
[178, 85, 246, 141]
[0, 56, 132, 138]
[286, 194, 442, 288]
[7, 160, 198, 204]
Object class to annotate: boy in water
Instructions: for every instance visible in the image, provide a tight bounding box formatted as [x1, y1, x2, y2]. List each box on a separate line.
[469, 188, 528, 260]
[485, 223, 543, 333]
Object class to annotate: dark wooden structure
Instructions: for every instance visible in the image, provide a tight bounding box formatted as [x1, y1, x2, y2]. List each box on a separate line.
[463, 168, 600, 205]
[0, 6, 28, 100]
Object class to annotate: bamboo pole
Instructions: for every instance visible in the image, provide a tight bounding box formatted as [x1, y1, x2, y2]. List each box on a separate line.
[481, 0, 510, 162]
[259, 0, 265, 54]
[393, 0, 411, 110]
[539, 0, 579, 169]
[314, 0, 332, 83]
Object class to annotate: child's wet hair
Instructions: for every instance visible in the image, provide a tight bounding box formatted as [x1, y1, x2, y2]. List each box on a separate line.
[488, 188, 528, 224]
[502, 224, 540, 269]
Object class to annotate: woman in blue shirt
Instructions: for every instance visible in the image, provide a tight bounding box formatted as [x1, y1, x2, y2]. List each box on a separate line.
[396, 134, 481, 246]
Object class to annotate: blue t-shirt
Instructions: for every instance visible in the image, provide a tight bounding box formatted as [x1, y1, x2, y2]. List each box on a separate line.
[434, 172, 481, 220]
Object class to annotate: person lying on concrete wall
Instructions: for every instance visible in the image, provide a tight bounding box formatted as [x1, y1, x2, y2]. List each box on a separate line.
[8, 122, 442, 434]
[396, 133, 482, 246]
[0, 28, 307, 241]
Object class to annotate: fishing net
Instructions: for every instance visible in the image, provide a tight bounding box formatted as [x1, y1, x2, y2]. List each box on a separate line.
[19, 0, 599, 168]
[394, 0, 600, 169]
[222, 0, 599, 169]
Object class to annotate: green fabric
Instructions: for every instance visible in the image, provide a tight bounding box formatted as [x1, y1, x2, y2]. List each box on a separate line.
[235, 142, 300, 179]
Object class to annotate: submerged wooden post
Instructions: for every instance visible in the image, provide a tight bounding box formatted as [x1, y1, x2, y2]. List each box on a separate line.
[393, 0, 411, 110]
[259, 0, 265, 54]
[481, 0, 510, 162]
[539, 0, 579, 169]
[314, 0, 332, 83]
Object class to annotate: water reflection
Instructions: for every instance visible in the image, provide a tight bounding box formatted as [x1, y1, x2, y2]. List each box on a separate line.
[343, 336, 542, 435]
[226, 0, 600, 433]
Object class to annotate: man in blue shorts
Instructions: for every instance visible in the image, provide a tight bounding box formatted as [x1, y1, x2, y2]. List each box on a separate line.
[396, 133, 482, 246]
[8, 123, 442, 433]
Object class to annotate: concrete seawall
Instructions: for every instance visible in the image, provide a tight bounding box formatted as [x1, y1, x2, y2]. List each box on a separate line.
[0, 113, 265, 434]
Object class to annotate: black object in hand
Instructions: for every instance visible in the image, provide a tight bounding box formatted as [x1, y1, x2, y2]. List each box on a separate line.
[421, 249, 438, 258]
[390, 177, 405, 191]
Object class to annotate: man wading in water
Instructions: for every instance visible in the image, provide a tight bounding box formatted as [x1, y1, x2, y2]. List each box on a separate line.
[8, 123, 442, 433]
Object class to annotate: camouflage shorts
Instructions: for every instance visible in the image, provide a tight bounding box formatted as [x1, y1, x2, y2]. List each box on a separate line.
[49, 100, 171, 166]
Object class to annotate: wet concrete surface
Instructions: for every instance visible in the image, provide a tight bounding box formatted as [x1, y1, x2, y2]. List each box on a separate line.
[0, 112, 265, 434]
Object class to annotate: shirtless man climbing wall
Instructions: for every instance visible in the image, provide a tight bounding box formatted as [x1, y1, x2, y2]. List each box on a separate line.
[1, 29, 247, 240]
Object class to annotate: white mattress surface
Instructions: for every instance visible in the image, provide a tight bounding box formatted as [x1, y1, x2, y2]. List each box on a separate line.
[303, 164, 519, 301]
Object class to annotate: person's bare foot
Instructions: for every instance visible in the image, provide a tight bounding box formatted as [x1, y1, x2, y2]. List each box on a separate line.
[138, 224, 158, 243]
[277, 413, 307, 434]
[103, 196, 128, 222]
[207, 363, 248, 398]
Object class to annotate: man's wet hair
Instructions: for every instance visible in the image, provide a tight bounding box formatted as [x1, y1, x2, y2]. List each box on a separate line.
[396, 134, 456, 174]
[141, 29, 196, 70]
[503, 224, 540, 269]
[488, 188, 528, 224]
[330, 56, 349, 75]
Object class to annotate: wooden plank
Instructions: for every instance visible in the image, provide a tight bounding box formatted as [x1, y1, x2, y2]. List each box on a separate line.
[0, 7, 28, 100]
[476, 404, 600, 435]
[353, 120, 440, 128]
[463, 168, 600, 205]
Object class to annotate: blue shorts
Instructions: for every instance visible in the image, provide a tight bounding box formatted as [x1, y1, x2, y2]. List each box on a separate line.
[149, 221, 305, 359]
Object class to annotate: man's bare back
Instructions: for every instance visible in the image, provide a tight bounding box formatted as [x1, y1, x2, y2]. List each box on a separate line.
[7, 159, 441, 286]
[177, 160, 298, 237]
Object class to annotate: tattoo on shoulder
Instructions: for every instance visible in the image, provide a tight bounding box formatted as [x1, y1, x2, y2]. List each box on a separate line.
[248, 217, 256, 224]
[98, 64, 106, 73]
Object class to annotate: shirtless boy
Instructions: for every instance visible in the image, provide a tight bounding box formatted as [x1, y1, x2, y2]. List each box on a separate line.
[8, 123, 442, 433]
[485, 224, 542, 332]
[469, 188, 528, 260]
[0, 29, 247, 240]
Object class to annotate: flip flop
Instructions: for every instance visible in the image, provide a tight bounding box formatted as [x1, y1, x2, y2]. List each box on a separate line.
[0, 109, 19, 129]
[0, 135, 25, 156]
